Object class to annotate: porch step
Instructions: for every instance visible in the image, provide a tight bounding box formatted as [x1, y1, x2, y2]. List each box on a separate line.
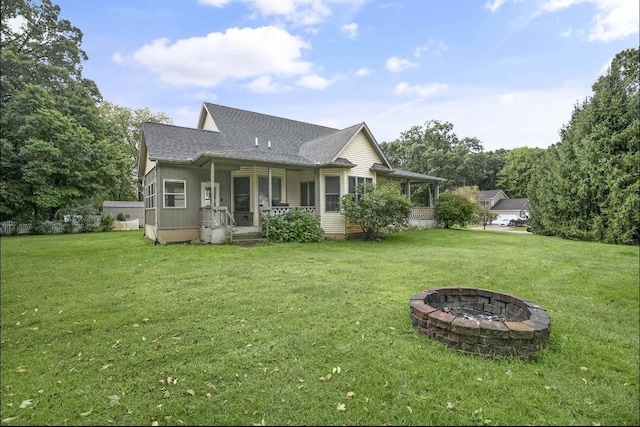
[231, 232, 264, 246]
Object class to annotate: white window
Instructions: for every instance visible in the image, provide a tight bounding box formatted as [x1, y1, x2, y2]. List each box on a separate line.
[201, 182, 220, 208]
[348, 176, 373, 202]
[164, 179, 186, 208]
[325, 176, 340, 212]
[300, 181, 315, 206]
[145, 182, 156, 209]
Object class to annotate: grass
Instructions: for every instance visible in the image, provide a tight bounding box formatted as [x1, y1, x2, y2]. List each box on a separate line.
[1, 229, 638, 426]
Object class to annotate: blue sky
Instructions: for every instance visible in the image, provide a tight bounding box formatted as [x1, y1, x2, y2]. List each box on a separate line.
[53, 0, 638, 151]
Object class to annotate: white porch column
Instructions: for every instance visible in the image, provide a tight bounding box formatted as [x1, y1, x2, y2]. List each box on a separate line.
[267, 167, 272, 209]
[407, 180, 412, 199]
[210, 161, 215, 206]
[434, 183, 440, 206]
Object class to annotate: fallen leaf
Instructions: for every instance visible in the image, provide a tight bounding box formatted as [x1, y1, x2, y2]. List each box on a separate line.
[186, 389, 195, 396]
[446, 402, 456, 410]
[336, 403, 346, 411]
[345, 392, 355, 400]
[79, 408, 93, 417]
[162, 391, 170, 398]
[19, 400, 32, 409]
[151, 422, 158, 426]
[108, 395, 120, 406]
[406, 406, 412, 414]
[580, 366, 589, 371]
[15, 367, 26, 373]
[318, 374, 331, 381]
[1, 417, 19, 423]
[100, 364, 111, 370]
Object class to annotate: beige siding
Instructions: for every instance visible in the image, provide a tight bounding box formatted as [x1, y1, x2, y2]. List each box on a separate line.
[201, 113, 219, 131]
[145, 156, 156, 176]
[286, 171, 300, 205]
[338, 131, 383, 181]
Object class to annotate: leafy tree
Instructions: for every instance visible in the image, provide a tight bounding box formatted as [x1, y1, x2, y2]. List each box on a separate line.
[98, 102, 173, 201]
[340, 183, 412, 239]
[435, 192, 477, 228]
[529, 47, 639, 244]
[380, 120, 507, 192]
[496, 147, 546, 198]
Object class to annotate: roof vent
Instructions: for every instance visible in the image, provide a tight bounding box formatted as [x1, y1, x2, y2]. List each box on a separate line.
[255, 137, 258, 147]
[268, 140, 271, 149]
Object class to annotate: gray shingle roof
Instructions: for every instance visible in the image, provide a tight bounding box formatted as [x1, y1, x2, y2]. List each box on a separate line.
[141, 103, 445, 182]
[492, 198, 529, 211]
[478, 189, 504, 199]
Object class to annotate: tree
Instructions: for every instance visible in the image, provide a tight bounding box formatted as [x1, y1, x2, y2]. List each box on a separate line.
[0, 85, 120, 220]
[380, 120, 507, 192]
[528, 47, 639, 244]
[496, 147, 546, 198]
[98, 102, 173, 201]
[340, 183, 413, 239]
[435, 192, 477, 228]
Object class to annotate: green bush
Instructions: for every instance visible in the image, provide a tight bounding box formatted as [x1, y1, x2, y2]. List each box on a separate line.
[30, 220, 54, 235]
[262, 208, 323, 243]
[340, 183, 412, 240]
[100, 213, 115, 232]
[75, 204, 99, 233]
[116, 212, 126, 221]
[436, 192, 477, 228]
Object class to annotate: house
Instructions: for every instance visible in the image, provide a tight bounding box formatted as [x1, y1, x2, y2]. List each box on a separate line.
[138, 103, 446, 244]
[478, 189, 530, 222]
[102, 201, 145, 226]
[477, 189, 508, 209]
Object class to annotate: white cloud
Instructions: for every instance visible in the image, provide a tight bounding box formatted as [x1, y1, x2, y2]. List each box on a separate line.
[413, 39, 449, 57]
[199, 0, 366, 27]
[111, 52, 126, 64]
[246, 75, 283, 93]
[385, 56, 417, 73]
[295, 74, 334, 90]
[541, 0, 638, 42]
[131, 26, 312, 87]
[485, 0, 507, 13]
[341, 22, 358, 39]
[394, 82, 448, 97]
[560, 27, 573, 38]
[355, 67, 372, 76]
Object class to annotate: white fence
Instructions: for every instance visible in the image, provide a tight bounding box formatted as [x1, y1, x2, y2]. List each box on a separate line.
[0, 217, 102, 236]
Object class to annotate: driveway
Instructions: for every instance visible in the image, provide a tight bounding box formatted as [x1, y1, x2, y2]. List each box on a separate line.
[468, 224, 531, 234]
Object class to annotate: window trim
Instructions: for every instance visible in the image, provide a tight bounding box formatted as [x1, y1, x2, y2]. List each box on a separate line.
[324, 176, 341, 212]
[145, 181, 156, 209]
[163, 179, 187, 209]
[348, 176, 373, 202]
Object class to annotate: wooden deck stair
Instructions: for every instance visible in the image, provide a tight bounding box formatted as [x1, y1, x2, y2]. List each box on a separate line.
[231, 231, 264, 246]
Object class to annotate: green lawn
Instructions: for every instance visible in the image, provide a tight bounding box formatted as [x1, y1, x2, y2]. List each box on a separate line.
[1, 229, 638, 426]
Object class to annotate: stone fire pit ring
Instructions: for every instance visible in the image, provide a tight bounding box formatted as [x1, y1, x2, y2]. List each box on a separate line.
[409, 287, 551, 359]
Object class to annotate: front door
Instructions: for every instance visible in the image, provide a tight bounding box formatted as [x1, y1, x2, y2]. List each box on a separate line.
[201, 182, 220, 208]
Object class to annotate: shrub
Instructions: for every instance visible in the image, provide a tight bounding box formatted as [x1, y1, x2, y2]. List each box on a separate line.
[75, 204, 99, 233]
[116, 212, 126, 221]
[436, 192, 477, 228]
[30, 220, 54, 235]
[100, 213, 115, 232]
[262, 208, 323, 243]
[340, 183, 412, 240]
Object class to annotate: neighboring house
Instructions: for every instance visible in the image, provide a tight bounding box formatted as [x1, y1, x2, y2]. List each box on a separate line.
[139, 103, 446, 244]
[491, 198, 530, 219]
[102, 201, 145, 226]
[478, 189, 530, 222]
[478, 189, 508, 209]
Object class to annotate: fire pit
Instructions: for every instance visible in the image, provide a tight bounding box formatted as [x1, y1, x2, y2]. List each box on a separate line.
[409, 287, 551, 359]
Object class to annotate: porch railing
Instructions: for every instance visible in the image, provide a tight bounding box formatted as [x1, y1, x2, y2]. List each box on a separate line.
[200, 207, 235, 228]
[409, 207, 435, 220]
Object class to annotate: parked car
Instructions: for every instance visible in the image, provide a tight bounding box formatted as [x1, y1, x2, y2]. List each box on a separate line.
[508, 218, 529, 227]
[496, 215, 518, 226]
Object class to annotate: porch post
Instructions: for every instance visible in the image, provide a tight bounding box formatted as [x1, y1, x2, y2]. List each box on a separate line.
[407, 180, 412, 200]
[267, 167, 272, 209]
[210, 161, 215, 222]
[434, 183, 440, 206]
